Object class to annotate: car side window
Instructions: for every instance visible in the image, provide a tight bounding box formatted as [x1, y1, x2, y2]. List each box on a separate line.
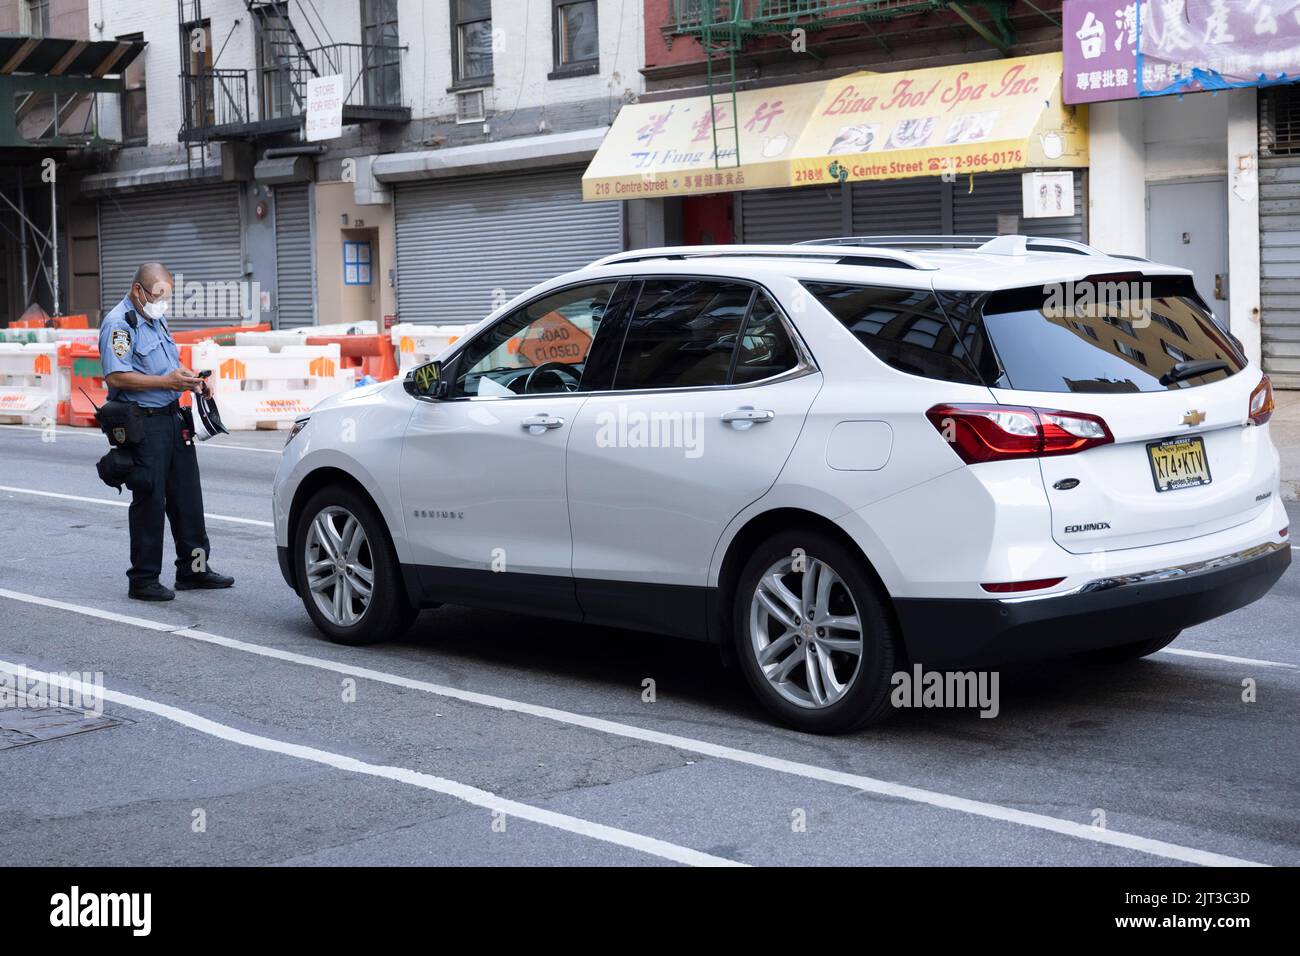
[612, 278, 753, 390]
[453, 282, 618, 398]
[803, 282, 984, 386]
[732, 292, 801, 384]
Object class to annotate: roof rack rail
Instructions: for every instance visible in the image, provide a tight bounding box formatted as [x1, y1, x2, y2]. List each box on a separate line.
[798, 235, 1107, 258]
[976, 235, 1104, 257]
[797, 235, 996, 249]
[589, 244, 937, 271]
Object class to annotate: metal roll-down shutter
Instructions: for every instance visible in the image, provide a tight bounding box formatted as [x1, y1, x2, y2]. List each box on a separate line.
[953, 170, 1085, 242]
[850, 178, 945, 235]
[1258, 87, 1300, 388]
[394, 166, 622, 325]
[98, 183, 243, 329]
[738, 185, 844, 244]
[274, 183, 314, 329]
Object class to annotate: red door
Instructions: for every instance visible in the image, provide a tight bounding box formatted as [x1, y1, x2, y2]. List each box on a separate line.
[681, 194, 734, 245]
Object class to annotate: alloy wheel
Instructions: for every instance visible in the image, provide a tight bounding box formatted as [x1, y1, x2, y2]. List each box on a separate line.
[304, 506, 374, 627]
[749, 554, 865, 709]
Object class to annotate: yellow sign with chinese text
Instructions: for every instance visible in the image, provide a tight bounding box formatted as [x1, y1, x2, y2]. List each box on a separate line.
[582, 54, 1087, 200]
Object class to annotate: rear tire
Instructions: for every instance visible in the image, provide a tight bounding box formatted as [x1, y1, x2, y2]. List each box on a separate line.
[1083, 631, 1181, 664]
[294, 485, 418, 646]
[732, 530, 900, 734]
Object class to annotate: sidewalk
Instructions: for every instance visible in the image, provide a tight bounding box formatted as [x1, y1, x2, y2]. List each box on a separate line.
[1274, 389, 1300, 501]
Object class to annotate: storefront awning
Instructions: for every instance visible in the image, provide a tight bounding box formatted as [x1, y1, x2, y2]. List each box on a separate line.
[583, 53, 1087, 202]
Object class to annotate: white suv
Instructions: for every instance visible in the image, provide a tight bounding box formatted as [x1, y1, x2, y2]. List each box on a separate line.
[272, 237, 1290, 733]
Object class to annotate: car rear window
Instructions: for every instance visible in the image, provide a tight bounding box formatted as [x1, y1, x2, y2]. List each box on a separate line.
[980, 275, 1246, 393]
[804, 275, 1246, 393]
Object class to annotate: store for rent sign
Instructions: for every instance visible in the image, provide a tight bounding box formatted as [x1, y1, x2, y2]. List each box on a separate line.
[1065, 0, 1300, 104]
[306, 74, 344, 141]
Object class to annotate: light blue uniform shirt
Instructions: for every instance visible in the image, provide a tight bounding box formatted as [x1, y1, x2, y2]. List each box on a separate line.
[98, 296, 184, 408]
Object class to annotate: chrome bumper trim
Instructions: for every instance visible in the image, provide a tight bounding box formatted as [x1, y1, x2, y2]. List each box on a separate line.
[999, 541, 1288, 604]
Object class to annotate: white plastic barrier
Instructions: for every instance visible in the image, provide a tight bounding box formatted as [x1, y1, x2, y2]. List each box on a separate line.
[0, 343, 59, 424]
[390, 323, 473, 372]
[0, 327, 97, 345]
[191, 342, 353, 429]
[232, 330, 311, 352]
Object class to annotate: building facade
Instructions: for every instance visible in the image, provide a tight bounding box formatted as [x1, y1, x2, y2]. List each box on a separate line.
[2, 0, 643, 328]
[601, 1, 1087, 250]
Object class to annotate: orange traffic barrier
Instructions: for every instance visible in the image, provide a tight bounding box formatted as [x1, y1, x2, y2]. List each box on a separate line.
[13, 313, 89, 329]
[304, 333, 398, 381]
[60, 342, 105, 427]
[57, 342, 195, 426]
[171, 323, 270, 346]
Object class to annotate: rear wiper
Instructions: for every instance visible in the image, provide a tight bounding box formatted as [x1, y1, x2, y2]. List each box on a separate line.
[1159, 359, 1229, 385]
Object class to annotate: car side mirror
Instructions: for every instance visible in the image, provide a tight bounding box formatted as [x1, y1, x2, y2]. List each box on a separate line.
[404, 361, 447, 400]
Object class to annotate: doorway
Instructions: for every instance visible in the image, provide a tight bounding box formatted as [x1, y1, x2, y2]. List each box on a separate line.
[681, 194, 734, 245]
[1147, 179, 1229, 316]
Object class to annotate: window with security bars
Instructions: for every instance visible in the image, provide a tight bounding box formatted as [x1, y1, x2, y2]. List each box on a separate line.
[1260, 85, 1300, 156]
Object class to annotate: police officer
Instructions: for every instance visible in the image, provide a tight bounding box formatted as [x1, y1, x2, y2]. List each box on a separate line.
[99, 262, 234, 601]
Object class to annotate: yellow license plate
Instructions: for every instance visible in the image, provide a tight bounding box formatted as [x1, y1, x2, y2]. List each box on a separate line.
[1147, 436, 1212, 492]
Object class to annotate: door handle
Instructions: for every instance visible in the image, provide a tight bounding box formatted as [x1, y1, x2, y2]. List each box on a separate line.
[521, 414, 565, 432]
[721, 406, 775, 429]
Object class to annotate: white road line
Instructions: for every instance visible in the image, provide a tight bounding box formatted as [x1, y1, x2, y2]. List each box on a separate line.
[1159, 647, 1298, 669]
[0, 423, 283, 455]
[0, 660, 741, 869]
[0, 485, 272, 528]
[0, 588, 1266, 868]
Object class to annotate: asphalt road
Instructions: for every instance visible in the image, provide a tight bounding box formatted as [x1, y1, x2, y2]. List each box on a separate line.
[0, 421, 1296, 867]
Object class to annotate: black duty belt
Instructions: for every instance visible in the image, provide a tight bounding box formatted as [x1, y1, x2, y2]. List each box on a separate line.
[139, 401, 180, 417]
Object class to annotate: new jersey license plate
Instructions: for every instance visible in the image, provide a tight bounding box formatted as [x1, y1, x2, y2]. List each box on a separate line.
[1147, 436, 1212, 492]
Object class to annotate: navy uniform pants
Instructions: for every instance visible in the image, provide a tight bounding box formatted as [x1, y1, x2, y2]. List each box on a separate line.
[126, 408, 211, 584]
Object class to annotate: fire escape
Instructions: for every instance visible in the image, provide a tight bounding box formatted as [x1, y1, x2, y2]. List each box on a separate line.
[668, 0, 1028, 169]
[177, 0, 409, 169]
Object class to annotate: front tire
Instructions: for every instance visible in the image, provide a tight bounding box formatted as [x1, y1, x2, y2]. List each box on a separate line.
[294, 485, 417, 646]
[732, 530, 900, 734]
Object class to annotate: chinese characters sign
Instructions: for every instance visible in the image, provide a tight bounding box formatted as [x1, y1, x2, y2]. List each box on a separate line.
[584, 54, 1087, 200]
[584, 79, 825, 200]
[1064, 0, 1140, 102]
[789, 53, 1086, 187]
[1065, 0, 1300, 104]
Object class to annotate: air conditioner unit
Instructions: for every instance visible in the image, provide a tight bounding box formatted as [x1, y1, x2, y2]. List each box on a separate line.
[456, 89, 486, 124]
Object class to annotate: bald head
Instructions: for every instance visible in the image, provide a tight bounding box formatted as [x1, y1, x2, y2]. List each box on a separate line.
[133, 262, 172, 295]
[129, 262, 173, 315]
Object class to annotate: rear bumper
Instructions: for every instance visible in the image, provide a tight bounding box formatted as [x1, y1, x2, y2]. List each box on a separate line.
[894, 542, 1290, 667]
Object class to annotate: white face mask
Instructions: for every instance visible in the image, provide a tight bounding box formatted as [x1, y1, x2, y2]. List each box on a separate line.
[141, 298, 169, 320]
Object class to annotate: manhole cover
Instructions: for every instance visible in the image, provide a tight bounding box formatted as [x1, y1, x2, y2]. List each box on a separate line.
[0, 707, 127, 750]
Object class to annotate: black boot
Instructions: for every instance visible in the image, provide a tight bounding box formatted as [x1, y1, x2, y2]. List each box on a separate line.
[175, 568, 235, 590]
[129, 580, 176, 602]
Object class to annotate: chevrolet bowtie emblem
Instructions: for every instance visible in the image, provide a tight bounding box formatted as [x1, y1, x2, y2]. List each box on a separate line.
[1182, 409, 1206, 427]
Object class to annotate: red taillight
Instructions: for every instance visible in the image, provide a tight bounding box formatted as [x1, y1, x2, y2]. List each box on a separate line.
[980, 577, 1066, 593]
[1249, 375, 1274, 425]
[1282, 527, 1290, 538]
[926, 404, 1114, 464]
